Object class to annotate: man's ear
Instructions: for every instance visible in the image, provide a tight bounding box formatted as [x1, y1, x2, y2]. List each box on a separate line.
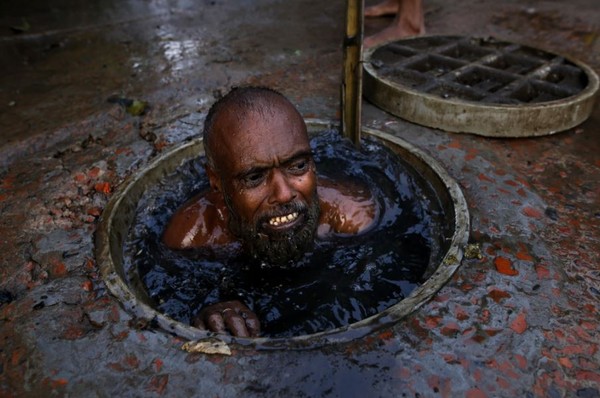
[205, 164, 222, 192]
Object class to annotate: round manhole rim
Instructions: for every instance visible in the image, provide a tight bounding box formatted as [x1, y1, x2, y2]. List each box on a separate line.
[363, 35, 600, 137]
[96, 119, 470, 350]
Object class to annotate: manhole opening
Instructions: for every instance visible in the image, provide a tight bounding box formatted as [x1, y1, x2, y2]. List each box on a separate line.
[97, 121, 469, 350]
[364, 35, 599, 137]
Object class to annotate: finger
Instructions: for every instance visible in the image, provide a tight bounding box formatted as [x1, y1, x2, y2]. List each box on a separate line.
[246, 314, 260, 337]
[241, 311, 261, 337]
[223, 310, 250, 337]
[205, 312, 226, 333]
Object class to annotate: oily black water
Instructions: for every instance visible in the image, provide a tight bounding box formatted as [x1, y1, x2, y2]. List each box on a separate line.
[123, 130, 443, 338]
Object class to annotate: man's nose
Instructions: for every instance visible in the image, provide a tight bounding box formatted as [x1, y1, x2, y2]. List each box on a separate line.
[268, 169, 296, 204]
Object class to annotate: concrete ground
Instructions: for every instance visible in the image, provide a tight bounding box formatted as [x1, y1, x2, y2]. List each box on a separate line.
[1, 0, 599, 396]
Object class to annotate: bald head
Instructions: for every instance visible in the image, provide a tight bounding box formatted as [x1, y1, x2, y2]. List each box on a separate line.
[203, 87, 307, 170]
[199, 87, 318, 264]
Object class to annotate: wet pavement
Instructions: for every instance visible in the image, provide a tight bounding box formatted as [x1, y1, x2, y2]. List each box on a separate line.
[1, 0, 599, 396]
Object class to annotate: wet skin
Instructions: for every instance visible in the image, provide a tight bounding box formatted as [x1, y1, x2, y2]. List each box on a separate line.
[163, 95, 377, 337]
[363, 0, 425, 48]
[162, 179, 376, 249]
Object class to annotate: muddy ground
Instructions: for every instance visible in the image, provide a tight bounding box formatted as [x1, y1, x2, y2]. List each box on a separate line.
[0, 0, 599, 396]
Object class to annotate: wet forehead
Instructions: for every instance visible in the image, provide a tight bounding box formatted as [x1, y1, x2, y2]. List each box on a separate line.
[215, 103, 310, 173]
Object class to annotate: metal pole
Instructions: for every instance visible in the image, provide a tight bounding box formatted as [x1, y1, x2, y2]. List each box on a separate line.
[341, 0, 364, 148]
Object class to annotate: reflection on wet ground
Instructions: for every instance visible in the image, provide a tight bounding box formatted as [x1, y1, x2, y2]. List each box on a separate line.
[1, 0, 599, 395]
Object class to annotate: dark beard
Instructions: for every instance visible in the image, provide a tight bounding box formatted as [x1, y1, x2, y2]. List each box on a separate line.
[225, 191, 320, 267]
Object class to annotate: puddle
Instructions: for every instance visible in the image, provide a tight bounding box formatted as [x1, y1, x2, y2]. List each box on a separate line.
[97, 120, 469, 349]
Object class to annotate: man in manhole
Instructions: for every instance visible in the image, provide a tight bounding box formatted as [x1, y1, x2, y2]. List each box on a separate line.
[163, 86, 377, 337]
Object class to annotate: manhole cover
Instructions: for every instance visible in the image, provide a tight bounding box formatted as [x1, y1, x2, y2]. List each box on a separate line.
[363, 35, 599, 137]
[96, 120, 469, 350]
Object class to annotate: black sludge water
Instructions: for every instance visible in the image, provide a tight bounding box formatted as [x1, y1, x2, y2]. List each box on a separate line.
[124, 130, 444, 338]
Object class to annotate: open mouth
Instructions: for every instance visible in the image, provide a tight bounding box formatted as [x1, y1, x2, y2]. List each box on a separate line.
[262, 211, 305, 234]
[268, 212, 299, 227]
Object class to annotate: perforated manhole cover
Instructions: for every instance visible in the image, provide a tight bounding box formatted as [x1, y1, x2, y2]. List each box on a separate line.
[363, 35, 599, 137]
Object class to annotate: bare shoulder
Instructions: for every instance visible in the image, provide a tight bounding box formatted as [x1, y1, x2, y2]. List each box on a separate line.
[317, 177, 378, 236]
[162, 191, 234, 249]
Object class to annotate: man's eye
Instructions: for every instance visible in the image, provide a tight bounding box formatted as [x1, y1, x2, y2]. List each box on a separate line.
[288, 159, 309, 174]
[242, 172, 265, 187]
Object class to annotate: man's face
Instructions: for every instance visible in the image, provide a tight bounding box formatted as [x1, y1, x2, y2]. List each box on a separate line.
[208, 99, 320, 265]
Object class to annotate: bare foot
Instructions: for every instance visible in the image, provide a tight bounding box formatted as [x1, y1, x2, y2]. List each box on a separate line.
[364, 17, 425, 48]
[364, 0, 398, 17]
[364, 24, 425, 48]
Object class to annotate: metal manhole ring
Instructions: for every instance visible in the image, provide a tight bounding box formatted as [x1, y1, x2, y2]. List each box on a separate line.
[96, 120, 470, 350]
[363, 35, 599, 137]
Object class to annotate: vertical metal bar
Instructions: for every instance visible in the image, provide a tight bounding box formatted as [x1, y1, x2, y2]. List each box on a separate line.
[341, 0, 364, 148]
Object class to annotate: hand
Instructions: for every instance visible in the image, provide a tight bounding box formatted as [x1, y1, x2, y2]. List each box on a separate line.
[192, 300, 260, 337]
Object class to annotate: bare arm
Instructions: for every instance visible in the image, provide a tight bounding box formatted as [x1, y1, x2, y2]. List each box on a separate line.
[162, 191, 234, 249]
[317, 177, 378, 236]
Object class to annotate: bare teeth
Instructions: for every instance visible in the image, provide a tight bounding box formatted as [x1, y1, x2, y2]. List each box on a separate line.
[268, 212, 299, 226]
